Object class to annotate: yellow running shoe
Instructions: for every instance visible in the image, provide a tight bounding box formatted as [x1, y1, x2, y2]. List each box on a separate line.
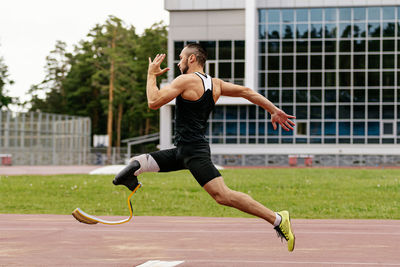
[274, 210, 295, 252]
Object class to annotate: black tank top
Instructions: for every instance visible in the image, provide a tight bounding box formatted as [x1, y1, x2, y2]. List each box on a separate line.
[174, 72, 215, 145]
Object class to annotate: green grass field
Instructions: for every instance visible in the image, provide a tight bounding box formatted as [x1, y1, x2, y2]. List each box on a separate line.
[0, 168, 399, 219]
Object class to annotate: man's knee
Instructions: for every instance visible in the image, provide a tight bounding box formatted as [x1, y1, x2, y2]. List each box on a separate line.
[128, 154, 160, 176]
[212, 190, 233, 207]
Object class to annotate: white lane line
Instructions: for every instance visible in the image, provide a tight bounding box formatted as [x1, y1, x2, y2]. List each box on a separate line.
[136, 260, 184, 267]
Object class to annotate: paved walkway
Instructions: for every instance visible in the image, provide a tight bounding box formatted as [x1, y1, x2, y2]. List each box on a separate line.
[1, 214, 399, 266]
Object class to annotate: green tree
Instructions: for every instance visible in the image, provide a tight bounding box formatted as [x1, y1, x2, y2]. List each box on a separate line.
[0, 55, 14, 109]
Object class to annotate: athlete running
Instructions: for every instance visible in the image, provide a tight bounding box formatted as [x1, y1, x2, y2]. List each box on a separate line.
[113, 43, 296, 251]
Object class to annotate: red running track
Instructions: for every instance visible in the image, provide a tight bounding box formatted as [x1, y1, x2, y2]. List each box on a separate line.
[0, 214, 399, 266]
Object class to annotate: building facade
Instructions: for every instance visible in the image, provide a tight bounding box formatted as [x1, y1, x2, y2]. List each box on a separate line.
[162, 0, 400, 166]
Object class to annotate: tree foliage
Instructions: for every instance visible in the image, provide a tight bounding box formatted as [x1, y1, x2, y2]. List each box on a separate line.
[29, 17, 168, 148]
[0, 55, 14, 109]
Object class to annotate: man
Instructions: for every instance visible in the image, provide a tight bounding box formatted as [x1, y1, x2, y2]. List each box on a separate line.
[113, 43, 296, 251]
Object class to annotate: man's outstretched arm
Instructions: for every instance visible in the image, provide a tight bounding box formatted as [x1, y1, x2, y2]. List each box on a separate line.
[220, 80, 296, 131]
[147, 54, 184, 110]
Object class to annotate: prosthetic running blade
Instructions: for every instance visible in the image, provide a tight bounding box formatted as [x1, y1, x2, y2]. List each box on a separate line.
[72, 183, 141, 225]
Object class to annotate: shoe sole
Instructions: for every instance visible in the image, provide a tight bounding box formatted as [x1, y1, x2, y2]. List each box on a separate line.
[289, 213, 295, 252]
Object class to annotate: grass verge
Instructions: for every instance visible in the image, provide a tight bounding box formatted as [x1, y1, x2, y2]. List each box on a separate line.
[0, 168, 399, 219]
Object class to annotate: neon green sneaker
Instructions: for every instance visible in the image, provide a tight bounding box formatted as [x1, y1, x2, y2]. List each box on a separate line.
[274, 210, 295, 252]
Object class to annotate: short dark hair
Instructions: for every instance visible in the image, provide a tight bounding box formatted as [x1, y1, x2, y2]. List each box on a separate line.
[185, 43, 207, 67]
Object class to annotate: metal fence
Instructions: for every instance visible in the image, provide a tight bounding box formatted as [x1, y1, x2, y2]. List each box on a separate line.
[0, 110, 91, 165]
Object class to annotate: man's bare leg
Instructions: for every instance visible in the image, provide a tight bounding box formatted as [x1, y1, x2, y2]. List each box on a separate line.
[203, 176, 276, 224]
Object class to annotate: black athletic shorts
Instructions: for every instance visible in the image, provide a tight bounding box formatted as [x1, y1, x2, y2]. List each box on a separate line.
[149, 142, 221, 187]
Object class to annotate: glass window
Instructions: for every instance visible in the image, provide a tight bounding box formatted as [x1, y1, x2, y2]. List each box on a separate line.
[339, 89, 351, 102]
[368, 55, 380, 69]
[268, 42, 280, 53]
[368, 40, 380, 52]
[368, 105, 379, 119]
[339, 122, 350, 135]
[339, 105, 351, 118]
[259, 42, 266, 54]
[325, 55, 336, 69]
[325, 8, 337, 21]
[282, 56, 293, 70]
[234, 63, 245, 78]
[296, 90, 308, 102]
[325, 106, 336, 119]
[226, 122, 237, 136]
[382, 7, 395, 20]
[219, 41, 232, 59]
[354, 39, 366, 51]
[339, 23, 352, 38]
[282, 41, 294, 52]
[311, 55, 322, 69]
[383, 72, 395, 86]
[339, 55, 351, 69]
[259, 9, 267, 23]
[249, 106, 256, 119]
[383, 40, 395, 51]
[268, 24, 281, 39]
[268, 56, 280, 70]
[310, 106, 322, 118]
[353, 122, 365, 136]
[368, 23, 381, 37]
[368, 122, 380, 136]
[354, 72, 365, 86]
[296, 24, 309, 38]
[339, 72, 350, 86]
[268, 73, 279, 87]
[383, 89, 394, 102]
[325, 40, 336, 52]
[368, 89, 380, 102]
[310, 90, 322, 102]
[296, 106, 307, 119]
[268, 9, 280, 23]
[325, 122, 336, 135]
[226, 106, 238, 120]
[354, 55, 366, 70]
[200, 41, 216, 60]
[353, 90, 365, 102]
[339, 40, 351, 52]
[325, 72, 336, 86]
[353, 105, 365, 119]
[267, 90, 279, 103]
[311, 24, 323, 38]
[296, 55, 308, 69]
[282, 90, 293, 102]
[259, 56, 265, 70]
[383, 122, 393, 135]
[310, 73, 322, 87]
[296, 9, 308, 22]
[368, 7, 381, 20]
[383, 105, 394, 119]
[339, 8, 351, 21]
[282, 9, 294, 23]
[310, 122, 322, 135]
[311, 8, 323, 21]
[368, 72, 380, 86]
[296, 40, 308, 52]
[325, 24, 337, 38]
[259, 24, 267, 39]
[282, 25, 295, 39]
[234, 41, 245, 59]
[282, 73, 294, 87]
[311, 41, 322, 52]
[219, 62, 231, 78]
[383, 23, 395, 37]
[296, 72, 308, 87]
[174, 41, 184, 60]
[353, 23, 366, 37]
[383, 55, 394, 69]
[354, 7, 366, 21]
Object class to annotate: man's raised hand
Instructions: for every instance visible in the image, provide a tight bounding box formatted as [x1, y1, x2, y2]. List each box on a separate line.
[271, 108, 296, 131]
[148, 54, 170, 76]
